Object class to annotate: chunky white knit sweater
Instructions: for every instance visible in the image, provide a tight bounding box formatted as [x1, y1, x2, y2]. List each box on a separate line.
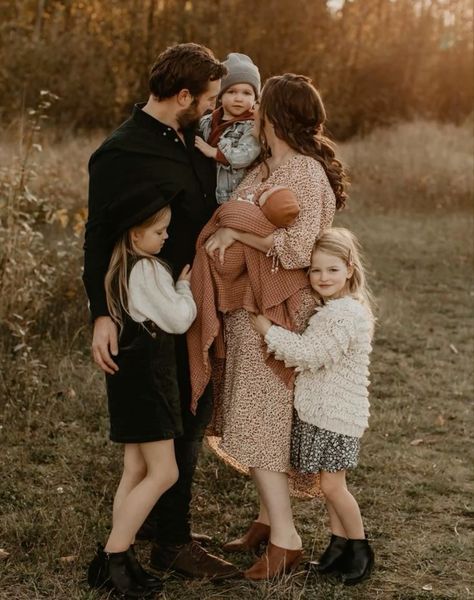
[264, 296, 373, 438]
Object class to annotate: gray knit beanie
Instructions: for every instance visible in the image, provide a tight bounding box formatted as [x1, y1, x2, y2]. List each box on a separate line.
[219, 53, 261, 97]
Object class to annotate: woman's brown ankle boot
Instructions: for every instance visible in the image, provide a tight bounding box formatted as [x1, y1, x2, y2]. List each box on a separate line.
[223, 521, 270, 554]
[244, 541, 303, 580]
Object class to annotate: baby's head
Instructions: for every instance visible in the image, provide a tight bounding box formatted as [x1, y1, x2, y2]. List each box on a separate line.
[310, 228, 371, 305]
[219, 53, 260, 117]
[256, 186, 300, 227]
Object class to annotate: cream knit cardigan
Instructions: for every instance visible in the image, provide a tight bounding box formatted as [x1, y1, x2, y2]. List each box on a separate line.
[264, 296, 373, 438]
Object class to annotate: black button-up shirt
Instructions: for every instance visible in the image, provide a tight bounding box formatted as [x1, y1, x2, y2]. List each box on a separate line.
[83, 104, 217, 320]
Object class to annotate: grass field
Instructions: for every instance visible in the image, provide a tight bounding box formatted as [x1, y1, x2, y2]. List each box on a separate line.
[0, 123, 473, 599]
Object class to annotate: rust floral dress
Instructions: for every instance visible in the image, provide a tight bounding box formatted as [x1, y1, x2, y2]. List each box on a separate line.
[207, 154, 336, 497]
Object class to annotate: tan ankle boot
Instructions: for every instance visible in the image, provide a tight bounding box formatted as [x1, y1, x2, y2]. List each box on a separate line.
[223, 521, 270, 554]
[244, 541, 303, 580]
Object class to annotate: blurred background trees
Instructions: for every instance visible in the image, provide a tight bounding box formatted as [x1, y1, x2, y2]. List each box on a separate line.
[0, 8, 472, 597]
[0, 0, 472, 137]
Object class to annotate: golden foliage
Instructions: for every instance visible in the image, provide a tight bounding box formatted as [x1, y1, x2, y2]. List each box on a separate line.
[0, 0, 472, 138]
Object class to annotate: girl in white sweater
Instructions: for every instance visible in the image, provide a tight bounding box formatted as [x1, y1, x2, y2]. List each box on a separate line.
[250, 227, 375, 586]
[87, 188, 197, 598]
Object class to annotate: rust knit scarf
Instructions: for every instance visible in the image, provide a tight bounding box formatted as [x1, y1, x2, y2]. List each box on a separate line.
[207, 106, 254, 147]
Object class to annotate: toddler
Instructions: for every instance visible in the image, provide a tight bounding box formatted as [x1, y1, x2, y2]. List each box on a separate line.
[195, 52, 261, 204]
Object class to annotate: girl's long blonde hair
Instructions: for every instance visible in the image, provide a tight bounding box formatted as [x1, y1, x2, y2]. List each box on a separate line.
[104, 206, 171, 333]
[312, 227, 375, 314]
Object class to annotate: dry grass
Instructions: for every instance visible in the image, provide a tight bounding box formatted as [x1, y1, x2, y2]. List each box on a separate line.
[341, 120, 474, 212]
[0, 121, 473, 599]
[0, 128, 101, 216]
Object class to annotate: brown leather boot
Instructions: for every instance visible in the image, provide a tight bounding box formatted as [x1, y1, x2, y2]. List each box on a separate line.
[244, 541, 303, 580]
[150, 540, 242, 580]
[223, 521, 270, 554]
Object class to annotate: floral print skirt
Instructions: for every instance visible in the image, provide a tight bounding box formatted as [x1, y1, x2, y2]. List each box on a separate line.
[207, 307, 322, 498]
[291, 411, 360, 473]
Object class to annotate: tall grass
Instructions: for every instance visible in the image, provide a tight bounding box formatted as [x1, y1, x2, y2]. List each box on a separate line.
[0, 118, 471, 422]
[0, 117, 472, 599]
[341, 120, 474, 212]
[0, 95, 91, 434]
[0, 117, 471, 437]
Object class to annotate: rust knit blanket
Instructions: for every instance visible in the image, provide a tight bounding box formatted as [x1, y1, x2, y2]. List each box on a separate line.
[187, 199, 310, 413]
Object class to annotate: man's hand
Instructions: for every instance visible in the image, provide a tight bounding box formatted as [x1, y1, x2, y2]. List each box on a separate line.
[195, 136, 218, 159]
[249, 313, 272, 337]
[204, 227, 237, 265]
[92, 316, 119, 374]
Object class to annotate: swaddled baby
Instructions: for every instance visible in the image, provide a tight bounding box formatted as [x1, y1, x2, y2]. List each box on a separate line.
[187, 186, 309, 408]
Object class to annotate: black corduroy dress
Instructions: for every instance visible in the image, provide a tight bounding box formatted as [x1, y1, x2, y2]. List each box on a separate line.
[106, 312, 183, 444]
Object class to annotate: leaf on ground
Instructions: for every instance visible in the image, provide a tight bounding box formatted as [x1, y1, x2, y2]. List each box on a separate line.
[66, 387, 76, 400]
[0, 549, 10, 560]
[422, 583, 433, 591]
[435, 414, 446, 426]
[59, 555, 76, 563]
[410, 438, 424, 446]
[449, 344, 459, 354]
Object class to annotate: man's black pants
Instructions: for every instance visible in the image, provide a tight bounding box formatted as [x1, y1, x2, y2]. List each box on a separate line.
[146, 334, 213, 546]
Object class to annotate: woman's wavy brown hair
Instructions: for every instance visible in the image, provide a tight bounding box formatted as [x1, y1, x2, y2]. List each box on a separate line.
[258, 74, 348, 209]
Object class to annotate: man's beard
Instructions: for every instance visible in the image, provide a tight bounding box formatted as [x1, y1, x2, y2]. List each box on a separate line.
[177, 101, 201, 130]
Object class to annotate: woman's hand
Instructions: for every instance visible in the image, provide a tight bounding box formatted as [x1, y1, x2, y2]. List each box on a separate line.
[178, 264, 192, 282]
[249, 313, 272, 337]
[205, 227, 237, 264]
[195, 136, 218, 159]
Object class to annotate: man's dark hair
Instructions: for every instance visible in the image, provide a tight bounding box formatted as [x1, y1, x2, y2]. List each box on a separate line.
[149, 43, 227, 100]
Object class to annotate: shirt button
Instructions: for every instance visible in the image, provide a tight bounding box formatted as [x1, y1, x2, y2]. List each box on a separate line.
[167, 127, 172, 131]
[151, 332, 157, 339]
[174, 138, 179, 142]
[163, 132, 166, 136]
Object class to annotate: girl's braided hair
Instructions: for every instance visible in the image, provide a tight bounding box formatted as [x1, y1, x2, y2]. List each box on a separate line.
[259, 74, 348, 210]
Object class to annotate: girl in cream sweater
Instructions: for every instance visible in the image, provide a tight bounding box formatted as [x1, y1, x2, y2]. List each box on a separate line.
[250, 227, 375, 586]
[87, 188, 196, 598]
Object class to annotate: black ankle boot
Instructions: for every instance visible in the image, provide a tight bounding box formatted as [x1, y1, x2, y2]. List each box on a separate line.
[126, 545, 163, 591]
[307, 534, 348, 574]
[106, 549, 154, 598]
[87, 543, 110, 590]
[338, 538, 374, 585]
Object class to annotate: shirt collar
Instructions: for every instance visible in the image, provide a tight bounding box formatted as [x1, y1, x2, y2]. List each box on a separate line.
[132, 103, 197, 140]
[132, 103, 171, 135]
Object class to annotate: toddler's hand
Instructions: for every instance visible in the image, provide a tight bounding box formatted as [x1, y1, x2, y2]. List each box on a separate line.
[249, 313, 272, 336]
[195, 136, 218, 159]
[178, 264, 192, 282]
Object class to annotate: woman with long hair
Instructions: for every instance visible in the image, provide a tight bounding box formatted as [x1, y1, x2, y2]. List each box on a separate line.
[202, 73, 348, 579]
